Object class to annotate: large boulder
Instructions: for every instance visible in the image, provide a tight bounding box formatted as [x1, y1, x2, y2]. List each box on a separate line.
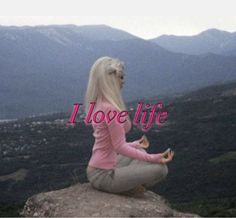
[20, 182, 200, 217]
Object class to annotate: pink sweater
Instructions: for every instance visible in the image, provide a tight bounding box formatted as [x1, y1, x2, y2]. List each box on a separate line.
[87, 100, 162, 170]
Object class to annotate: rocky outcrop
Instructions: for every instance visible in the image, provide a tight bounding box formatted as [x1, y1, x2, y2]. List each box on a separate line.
[20, 182, 200, 217]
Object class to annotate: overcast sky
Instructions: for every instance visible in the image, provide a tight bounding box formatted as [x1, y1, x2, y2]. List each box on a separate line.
[0, 0, 235, 39]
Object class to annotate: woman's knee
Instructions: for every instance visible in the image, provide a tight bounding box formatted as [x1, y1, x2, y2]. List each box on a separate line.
[153, 163, 168, 180]
[161, 164, 168, 178]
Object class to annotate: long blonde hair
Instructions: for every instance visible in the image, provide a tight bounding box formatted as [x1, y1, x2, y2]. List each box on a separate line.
[84, 56, 127, 115]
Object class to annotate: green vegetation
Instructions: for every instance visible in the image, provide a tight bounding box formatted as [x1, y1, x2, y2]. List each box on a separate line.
[1, 80, 236, 216]
[0, 203, 24, 217]
[171, 197, 236, 217]
[209, 151, 236, 164]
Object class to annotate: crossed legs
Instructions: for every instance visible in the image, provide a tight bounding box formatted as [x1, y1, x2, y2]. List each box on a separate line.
[87, 147, 168, 193]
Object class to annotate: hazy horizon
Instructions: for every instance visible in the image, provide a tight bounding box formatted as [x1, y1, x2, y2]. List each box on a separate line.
[0, 0, 236, 39]
[0, 22, 235, 40]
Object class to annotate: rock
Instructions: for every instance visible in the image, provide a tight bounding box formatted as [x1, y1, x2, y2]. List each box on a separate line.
[20, 182, 201, 217]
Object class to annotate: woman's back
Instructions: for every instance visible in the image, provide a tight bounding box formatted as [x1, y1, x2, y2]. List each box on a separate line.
[88, 100, 132, 170]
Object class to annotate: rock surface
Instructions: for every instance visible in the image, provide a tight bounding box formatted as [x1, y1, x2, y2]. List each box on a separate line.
[20, 182, 201, 217]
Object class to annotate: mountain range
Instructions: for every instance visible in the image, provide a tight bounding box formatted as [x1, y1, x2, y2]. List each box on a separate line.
[0, 25, 236, 119]
[150, 28, 236, 56]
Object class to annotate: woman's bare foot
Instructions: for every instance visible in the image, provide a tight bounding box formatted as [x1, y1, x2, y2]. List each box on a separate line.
[120, 185, 146, 197]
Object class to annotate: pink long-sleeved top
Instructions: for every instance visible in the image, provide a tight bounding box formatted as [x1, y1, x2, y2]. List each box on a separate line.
[87, 100, 162, 170]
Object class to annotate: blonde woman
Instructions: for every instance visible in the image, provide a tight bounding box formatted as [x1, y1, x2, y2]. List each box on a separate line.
[85, 56, 174, 196]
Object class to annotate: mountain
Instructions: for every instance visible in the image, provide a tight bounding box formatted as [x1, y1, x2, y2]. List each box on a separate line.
[150, 28, 236, 56]
[57, 24, 140, 41]
[1, 25, 236, 120]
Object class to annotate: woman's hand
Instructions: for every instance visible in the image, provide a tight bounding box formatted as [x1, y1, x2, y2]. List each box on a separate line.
[159, 148, 174, 164]
[137, 136, 175, 163]
[138, 135, 149, 149]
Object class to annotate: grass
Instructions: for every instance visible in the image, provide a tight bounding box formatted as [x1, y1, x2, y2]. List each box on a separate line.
[0, 202, 25, 217]
[209, 151, 236, 164]
[171, 197, 236, 217]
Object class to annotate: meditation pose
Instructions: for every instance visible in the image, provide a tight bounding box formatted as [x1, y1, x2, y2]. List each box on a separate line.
[85, 56, 174, 196]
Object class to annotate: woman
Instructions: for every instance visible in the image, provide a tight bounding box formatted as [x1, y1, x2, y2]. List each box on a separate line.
[85, 56, 174, 195]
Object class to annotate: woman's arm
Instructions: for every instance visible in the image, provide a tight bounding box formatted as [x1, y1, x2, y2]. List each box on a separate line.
[105, 106, 162, 163]
[127, 140, 141, 149]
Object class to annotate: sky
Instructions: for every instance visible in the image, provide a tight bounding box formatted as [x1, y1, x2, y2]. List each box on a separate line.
[0, 0, 235, 39]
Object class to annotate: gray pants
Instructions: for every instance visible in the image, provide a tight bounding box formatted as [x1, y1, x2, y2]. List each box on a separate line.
[86, 148, 168, 193]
